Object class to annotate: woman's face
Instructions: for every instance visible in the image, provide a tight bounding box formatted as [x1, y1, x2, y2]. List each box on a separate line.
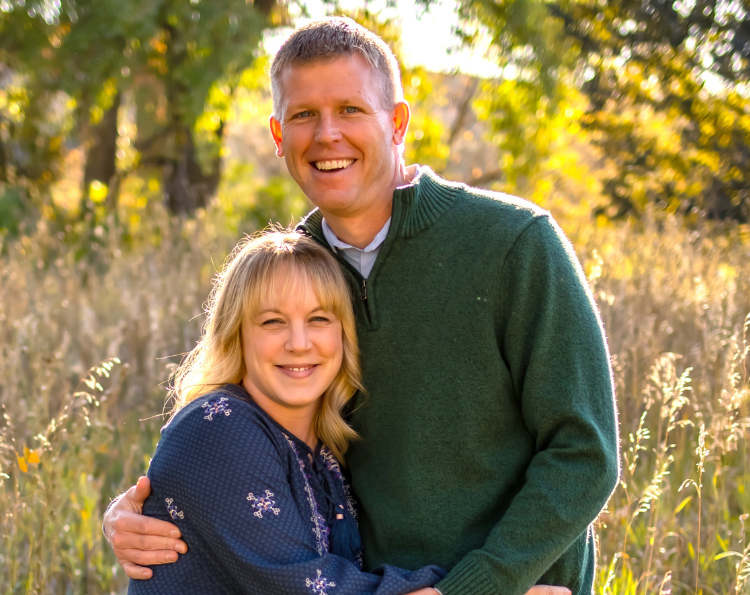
[241, 271, 344, 427]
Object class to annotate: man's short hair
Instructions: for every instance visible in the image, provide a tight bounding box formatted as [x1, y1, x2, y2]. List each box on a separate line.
[270, 17, 404, 119]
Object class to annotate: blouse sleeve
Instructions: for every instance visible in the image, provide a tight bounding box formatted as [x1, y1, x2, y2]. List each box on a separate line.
[142, 395, 445, 595]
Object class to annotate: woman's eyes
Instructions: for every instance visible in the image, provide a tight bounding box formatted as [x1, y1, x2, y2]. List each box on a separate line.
[260, 316, 332, 325]
[309, 316, 332, 323]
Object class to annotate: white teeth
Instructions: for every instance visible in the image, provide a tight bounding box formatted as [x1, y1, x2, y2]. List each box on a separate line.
[314, 159, 354, 171]
[288, 366, 311, 372]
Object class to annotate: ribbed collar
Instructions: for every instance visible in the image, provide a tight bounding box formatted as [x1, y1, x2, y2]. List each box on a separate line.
[298, 166, 461, 243]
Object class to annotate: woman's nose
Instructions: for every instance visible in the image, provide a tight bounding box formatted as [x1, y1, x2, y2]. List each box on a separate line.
[285, 322, 312, 352]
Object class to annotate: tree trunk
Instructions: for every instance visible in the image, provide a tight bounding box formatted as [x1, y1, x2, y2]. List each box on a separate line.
[83, 93, 121, 206]
[162, 123, 222, 215]
[0, 134, 7, 183]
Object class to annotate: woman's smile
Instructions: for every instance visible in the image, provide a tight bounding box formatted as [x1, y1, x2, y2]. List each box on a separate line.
[277, 363, 319, 379]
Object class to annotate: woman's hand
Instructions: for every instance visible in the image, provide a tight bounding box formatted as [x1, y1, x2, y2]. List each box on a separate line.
[103, 476, 188, 579]
[405, 587, 571, 595]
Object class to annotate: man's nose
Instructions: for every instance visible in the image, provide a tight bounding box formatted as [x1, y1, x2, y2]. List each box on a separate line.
[286, 322, 312, 352]
[314, 113, 342, 144]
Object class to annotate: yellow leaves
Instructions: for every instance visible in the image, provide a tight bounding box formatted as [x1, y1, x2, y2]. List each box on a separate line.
[147, 57, 169, 75]
[17, 445, 41, 472]
[714, 551, 742, 561]
[718, 264, 736, 281]
[25, 446, 40, 464]
[88, 181, 108, 203]
[149, 36, 168, 54]
[89, 105, 104, 125]
[48, 136, 62, 152]
[674, 496, 692, 514]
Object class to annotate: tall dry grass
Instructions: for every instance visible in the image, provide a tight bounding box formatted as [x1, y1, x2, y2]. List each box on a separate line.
[0, 199, 748, 594]
[568, 214, 750, 594]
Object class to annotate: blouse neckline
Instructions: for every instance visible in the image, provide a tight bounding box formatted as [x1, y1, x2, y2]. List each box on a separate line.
[217, 383, 323, 456]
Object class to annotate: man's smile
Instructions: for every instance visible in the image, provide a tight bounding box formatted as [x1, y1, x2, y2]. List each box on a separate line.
[312, 159, 356, 171]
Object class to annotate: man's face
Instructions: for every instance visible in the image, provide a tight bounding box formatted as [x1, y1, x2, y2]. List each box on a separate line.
[269, 54, 409, 219]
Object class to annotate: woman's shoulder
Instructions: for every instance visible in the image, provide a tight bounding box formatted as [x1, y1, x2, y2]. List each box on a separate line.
[161, 386, 279, 449]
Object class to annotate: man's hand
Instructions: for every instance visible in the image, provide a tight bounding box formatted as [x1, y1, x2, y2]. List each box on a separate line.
[103, 476, 188, 580]
[406, 587, 571, 595]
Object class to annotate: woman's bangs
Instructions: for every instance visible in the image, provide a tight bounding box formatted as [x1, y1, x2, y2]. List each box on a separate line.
[243, 257, 346, 319]
[306, 265, 347, 318]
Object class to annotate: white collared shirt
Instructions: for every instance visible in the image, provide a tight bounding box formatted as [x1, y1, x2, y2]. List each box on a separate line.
[321, 217, 391, 279]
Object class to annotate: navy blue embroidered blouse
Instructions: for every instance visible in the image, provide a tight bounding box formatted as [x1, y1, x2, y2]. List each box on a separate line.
[128, 384, 445, 595]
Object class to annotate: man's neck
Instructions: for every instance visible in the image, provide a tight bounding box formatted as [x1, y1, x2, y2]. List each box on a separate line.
[321, 164, 418, 249]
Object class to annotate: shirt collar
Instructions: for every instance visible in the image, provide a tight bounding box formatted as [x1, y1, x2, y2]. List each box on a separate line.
[321, 217, 391, 253]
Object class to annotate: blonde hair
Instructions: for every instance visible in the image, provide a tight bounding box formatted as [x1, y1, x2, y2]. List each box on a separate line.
[170, 228, 362, 460]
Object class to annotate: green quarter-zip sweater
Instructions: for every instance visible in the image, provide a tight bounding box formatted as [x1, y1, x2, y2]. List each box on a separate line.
[298, 167, 620, 595]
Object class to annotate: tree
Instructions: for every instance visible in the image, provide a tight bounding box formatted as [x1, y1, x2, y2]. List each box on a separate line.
[553, 0, 749, 221]
[1, 0, 278, 215]
[431, 0, 750, 221]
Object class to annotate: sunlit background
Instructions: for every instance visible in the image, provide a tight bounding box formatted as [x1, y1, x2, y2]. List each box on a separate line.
[1, 0, 749, 593]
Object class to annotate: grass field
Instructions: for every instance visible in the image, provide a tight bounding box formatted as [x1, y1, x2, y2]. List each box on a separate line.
[1, 198, 749, 594]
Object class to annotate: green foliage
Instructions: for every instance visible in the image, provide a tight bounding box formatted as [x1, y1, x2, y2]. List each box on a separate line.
[552, 0, 750, 221]
[432, 0, 750, 221]
[0, 185, 28, 237]
[0, 0, 276, 212]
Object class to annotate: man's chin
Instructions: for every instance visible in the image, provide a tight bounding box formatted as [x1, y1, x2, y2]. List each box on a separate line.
[304, 189, 360, 214]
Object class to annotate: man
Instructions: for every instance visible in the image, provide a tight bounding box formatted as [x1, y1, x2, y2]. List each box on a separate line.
[104, 17, 619, 595]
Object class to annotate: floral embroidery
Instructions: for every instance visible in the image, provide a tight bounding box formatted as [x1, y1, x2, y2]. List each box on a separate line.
[202, 397, 232, 421]
[321, 445, 359, 522]
[282, 433, 329, 555]
[306, 569, 336, 594]
[164, 498, 184, 520]
[247, 490, 280, 518]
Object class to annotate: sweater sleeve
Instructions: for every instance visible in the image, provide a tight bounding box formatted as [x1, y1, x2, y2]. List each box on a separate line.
[132, 396, 446, 595]
[435, 216, 620, 595]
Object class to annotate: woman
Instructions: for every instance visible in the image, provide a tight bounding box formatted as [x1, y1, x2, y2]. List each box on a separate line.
[128, 230, 446, 594]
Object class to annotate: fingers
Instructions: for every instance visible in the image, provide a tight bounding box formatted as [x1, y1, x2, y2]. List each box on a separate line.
[121, 477, 150, 514]
[526, 586, 572, 595]
[122, 561, 153, 581]
[118, 547, 180, 566]
[131, 476, 152, 508]
[111, 529, 187, 555]
[112, 509, 182, 540]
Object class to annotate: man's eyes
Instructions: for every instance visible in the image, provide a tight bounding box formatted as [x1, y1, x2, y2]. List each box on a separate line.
[291, 107, 360, 118]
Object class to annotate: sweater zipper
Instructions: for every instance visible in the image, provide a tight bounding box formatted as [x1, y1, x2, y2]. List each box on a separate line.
[361, 279, 367, 301]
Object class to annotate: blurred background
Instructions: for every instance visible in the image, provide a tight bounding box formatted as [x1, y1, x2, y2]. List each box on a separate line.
[1, 0, 749, 593]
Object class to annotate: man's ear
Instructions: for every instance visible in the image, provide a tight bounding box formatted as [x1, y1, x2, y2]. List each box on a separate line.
[392, 101, 410, 147]
[269, 116, 284, 158]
